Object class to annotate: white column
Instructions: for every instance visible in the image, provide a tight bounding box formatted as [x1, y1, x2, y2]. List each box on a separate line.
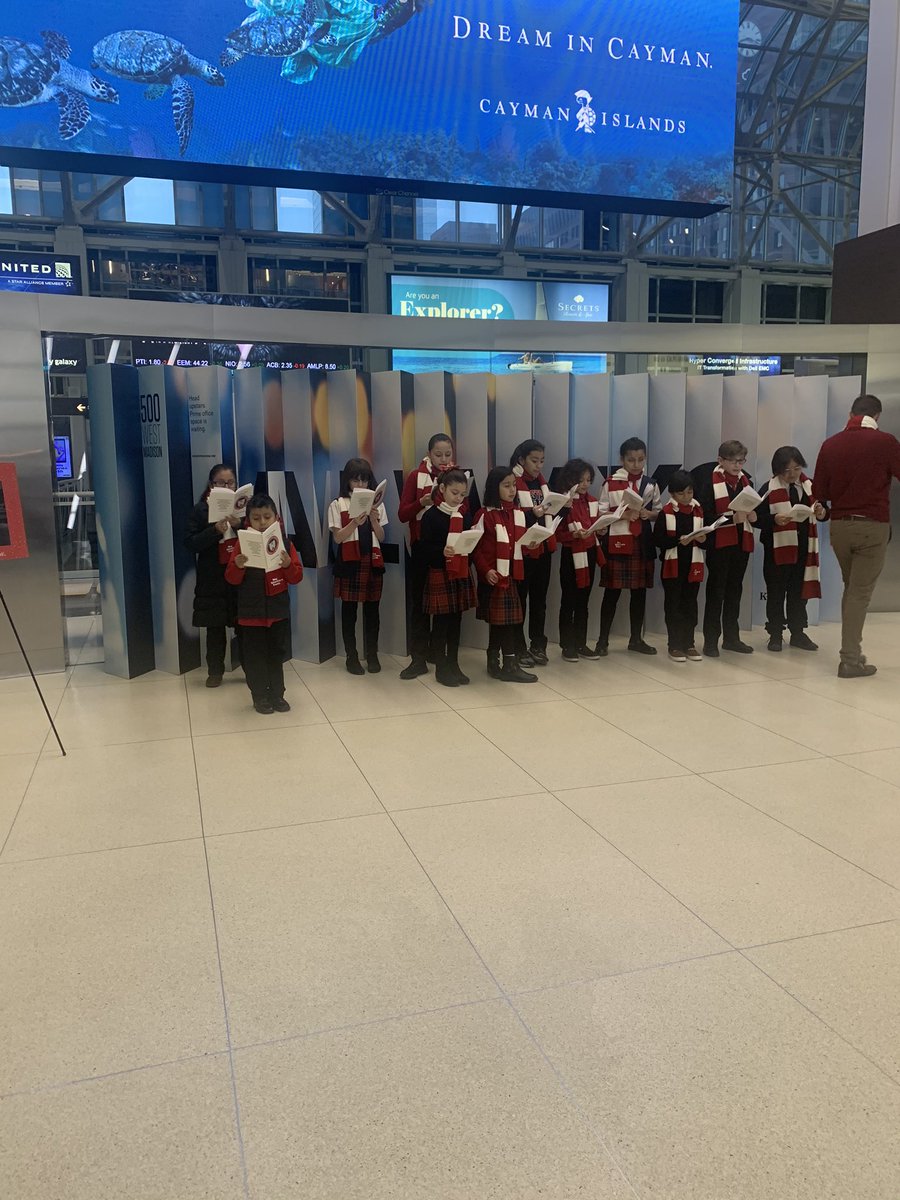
[859, 0, 900, 235]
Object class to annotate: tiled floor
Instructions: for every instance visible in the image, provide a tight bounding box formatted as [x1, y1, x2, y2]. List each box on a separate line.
[2, 616, 900, 1199]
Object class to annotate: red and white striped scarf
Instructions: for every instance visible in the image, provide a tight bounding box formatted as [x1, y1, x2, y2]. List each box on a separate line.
[441, 501, 470, 580]
[335, 498, 384, 568]
[606, 469, 651, 556]
[713, 467, 754, 552]
[845, 414, 878, 431]
[661, 500, 704, 583]
[564, 493, 606, 586]
[483, 503, 526, 586]
[765, 474, 820, 598]
[414, 456, 454, 522]
[512, 465, 557, 554]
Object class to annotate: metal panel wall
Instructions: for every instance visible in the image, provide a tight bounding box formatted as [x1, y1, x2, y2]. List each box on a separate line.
[683, 376, 725, 470]
[370, 371, 410, 657]
[646, 374, 688, 634]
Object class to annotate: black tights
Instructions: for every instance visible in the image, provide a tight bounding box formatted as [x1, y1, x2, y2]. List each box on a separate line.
[430, 612, 462, 666]
[488, 624, 520, 657]
[341, 600, 380, 660]
[599, 588, 647, 645]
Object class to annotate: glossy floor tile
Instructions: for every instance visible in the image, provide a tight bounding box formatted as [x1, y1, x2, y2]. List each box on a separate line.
[234, 1001, 634, 1200]
[206, 815, 498, 1045]
[515, 954, 900, 1200]
[3, 616, 899, 1197]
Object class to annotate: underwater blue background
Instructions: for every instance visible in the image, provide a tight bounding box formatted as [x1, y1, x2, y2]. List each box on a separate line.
[0, 0, 738, 205]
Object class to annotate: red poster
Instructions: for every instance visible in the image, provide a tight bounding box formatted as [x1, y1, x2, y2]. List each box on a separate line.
[0, 463, 29, 560]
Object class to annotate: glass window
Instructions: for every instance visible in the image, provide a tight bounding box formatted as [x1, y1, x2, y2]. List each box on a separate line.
[514, 206, 542, 247]
[250, 187, 275, 231]
[174, 181, 203, 226]
[764, 284, 798, 322]
[0, 169, 11, 215]
[799, 286, 828, 322]
[415, 198, 456, 241]
[658, 278, 694, 316]
[12, 169, 42, 217]
[458, 201, 499, 244]
[200, 184, 225, 228]
[249, 258, 279, 293]
[123, 177, 176, 224]
[542, 207, 582, 249]
[695, 280, 724, 319]
[276, 188, 321, 233]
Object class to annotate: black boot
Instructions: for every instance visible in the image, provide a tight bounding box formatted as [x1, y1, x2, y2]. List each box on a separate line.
[500, 654, 538, 683]
[345, 653, 365, 676]
[486, 649, 503, 679]
[434, 653, 459, 687]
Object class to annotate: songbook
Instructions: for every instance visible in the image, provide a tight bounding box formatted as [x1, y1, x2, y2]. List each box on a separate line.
[237, 521, 284, 571]
[584, 503, 629, 535]
[681, 515, 732, 542]
[619, 487, 646, 511]
[348, 479, 387, 519]
[728, 486, 764, 513]
[541, 487, 579, 516]
[785, 503, 817, 522]
[519, 516, 563, 549]
[448, 528, 483, 556]
[208, 483, 253, 524]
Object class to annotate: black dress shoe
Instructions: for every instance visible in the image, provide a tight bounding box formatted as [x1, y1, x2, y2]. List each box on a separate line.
[837, 660, 877, 678]
[593, 642, 609, 657]
[722, 640, 754, 654]
[435, 666, 459, 687]
[767, 637, 783, 652]
[367, 655, 382, 674]
[789, 632, 818, 652]
[518, 652, 536, 668]
[703, 644, 720, 658]
[254, 699, 275, 714]
[562, 649, 580, 662]
[578, 645, 604, 660]
[399, 659, 428, 679]
[529, 646, 549, 666]
[451, 665, 470, 685]
[628, 640, 658, 656]
[345, 655, 365, 676]
[205, 675, 223, 688]
[272, 698, 291, 713]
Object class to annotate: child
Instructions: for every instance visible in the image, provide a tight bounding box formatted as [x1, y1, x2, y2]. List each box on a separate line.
[596, 437, 661, 656]
[692, 439, 758, 656]
[225, 493, 303, 714]
[653, 469, 706, 663]
[329, 458, 387, 675]
[554, 458, 606, 663]
[757, 446, 826, 652]
[413, 468, 475, 687]
[472, 466, 537, 683]
[184, 463, 241, 688]
[398, 433, 459, 680]
[510, 439, 557, 667]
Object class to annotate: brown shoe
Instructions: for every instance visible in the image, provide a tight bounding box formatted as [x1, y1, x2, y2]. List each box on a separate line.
[837, 661, 877, 678]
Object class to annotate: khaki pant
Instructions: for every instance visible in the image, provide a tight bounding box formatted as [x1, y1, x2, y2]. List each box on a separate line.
[829, 519, 891, 665]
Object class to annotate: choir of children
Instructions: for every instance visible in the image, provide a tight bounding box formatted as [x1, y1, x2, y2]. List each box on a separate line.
[203, 432, 829, 711]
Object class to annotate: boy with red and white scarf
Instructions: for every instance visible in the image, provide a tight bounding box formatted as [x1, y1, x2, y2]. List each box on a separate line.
[596, 437, 661, 656]
[398, 433, 459, 680]
[413, 469, 476, 687]
[510, 439, 556, 667]
[554, 458, 606, 662]
[756, 445, 826, 652]
[692, 439, 758, 657]
[652, 470, 706, 663]
[473, 466, 538, 683]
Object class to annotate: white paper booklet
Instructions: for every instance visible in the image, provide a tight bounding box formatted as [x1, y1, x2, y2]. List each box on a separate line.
[620, 487, 646, 511]
[519, 516, 563, 548]
[728, 486, 764, 513]
[786, 503, 817, 522]
[208, 483, 253, 524]
[237, 521, 284, 571]
[584, 503, 629, 535]
[448, 528, 483, 556]
[348, 479, 387, 519]
[682, 515, 731, 542]
[541, 487, 579, 516]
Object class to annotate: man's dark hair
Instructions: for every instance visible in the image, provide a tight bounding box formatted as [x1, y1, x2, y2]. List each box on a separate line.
[850, 394, 882, 418]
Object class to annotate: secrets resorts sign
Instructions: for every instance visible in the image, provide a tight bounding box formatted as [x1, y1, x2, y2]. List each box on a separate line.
[0, 0, 738, 211]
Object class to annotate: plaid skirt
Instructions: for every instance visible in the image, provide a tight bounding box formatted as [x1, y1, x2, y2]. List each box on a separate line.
[423, 566, 476, 615]
[600, 551, 655, 590]
[476, 580, 524, 625]
[333, 555, 384, 603]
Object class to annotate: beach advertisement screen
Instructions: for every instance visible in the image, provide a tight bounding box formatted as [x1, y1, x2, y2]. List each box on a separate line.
[0, 1, 738, 211]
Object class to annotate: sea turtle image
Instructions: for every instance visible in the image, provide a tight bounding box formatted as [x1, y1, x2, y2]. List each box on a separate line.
[221, 11, 330, 68]
[91, 31, 224, 156]
[0, 30, 118, 140]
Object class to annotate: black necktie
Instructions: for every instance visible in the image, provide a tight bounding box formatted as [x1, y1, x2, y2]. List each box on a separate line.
[789, 484, 800, 506]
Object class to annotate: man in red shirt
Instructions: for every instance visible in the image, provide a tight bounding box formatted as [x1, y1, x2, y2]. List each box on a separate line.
[814, 394, 900, 677]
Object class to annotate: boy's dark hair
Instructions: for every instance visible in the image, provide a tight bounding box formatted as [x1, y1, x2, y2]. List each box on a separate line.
[510, 439, 545, 468]
[771, 446, 807, 475]
[482, 465, 515, 508]
[850, 394, 882, 418]
[718, 439, 748, 460]
[667, 469, 694, 495]
[246, 493, 278, 515]
[428, 432, 453, 452]
[557, 457, 595, 492]
[620, 437, 647, 457]
[340, 457, 376, 496]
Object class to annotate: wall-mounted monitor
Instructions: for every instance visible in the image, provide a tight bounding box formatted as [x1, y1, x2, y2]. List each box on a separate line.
[390, 275, 610, 322]
[0, 1, 738, 214]
[53, 435, 73, 479]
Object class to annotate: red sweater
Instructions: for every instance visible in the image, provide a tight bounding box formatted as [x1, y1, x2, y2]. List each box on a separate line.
[813, 426, 900, 522]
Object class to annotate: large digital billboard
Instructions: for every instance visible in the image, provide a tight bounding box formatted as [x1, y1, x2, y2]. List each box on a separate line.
[0, 251, 81, 295]
[391, 276, 609, 322]
[0, 1, 738, 212]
